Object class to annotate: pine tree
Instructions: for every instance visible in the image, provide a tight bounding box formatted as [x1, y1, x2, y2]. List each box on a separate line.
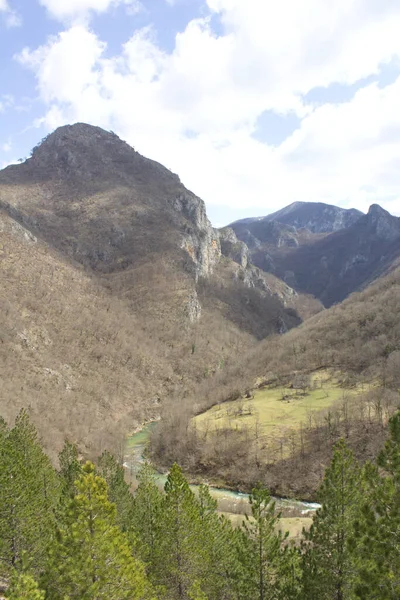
[157, 464, 207, 599]
[131, 462, 164, 571]
[278, 543, 302, 600]
[236, 484, 287, 600]
[43, 461, 154, 600]
[354, 412, 400, 599]
[196, 484, 239, 599]
[6, 570, 45, 600]
[0, 410, 59, 577]
[301, 439, 361, 600]
[58, 440, 82, 500]
[97, 449, 134, 532]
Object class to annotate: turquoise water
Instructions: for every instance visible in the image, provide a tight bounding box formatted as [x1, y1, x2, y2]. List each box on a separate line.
[124, 422, 320, 517]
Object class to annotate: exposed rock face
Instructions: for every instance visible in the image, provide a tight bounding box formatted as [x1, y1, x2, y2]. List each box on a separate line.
[218, 225, 303, 307]
[0, 213, 37, 244]
[0, 123, 220, 279]
[367, 204, 400, 242]
[174, 192, 221, 279]
[238, 263, 297, 303]
[185, 290, 202, 322]
[230, 220, 302, 252]
[219, 227, 249, 268]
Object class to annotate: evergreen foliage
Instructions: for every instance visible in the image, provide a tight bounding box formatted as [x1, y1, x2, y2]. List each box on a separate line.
[157, 463, 207, 599]
[1, 409, 400, 599]
[43, 461, 154, 600]
[236, 484, 288, 599]
[58, 440, 82, 500]
[354, 413, 400, 599]
[131, 462, 164, 572]
[301, 439, 361, 600]
[6, 570, 45, 600]
[0, 410, 59, 577]
[97, 450, 134, 532]
[196, 484, 239, 599]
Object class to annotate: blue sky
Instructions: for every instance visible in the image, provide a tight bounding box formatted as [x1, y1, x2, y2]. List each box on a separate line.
[1, 0, 400, 225]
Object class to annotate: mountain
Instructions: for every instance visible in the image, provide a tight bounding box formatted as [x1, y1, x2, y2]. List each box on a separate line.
[0, 124, 313, 334]
[0, 123, 220, 277]
[0, 123, 320, 454]
[230, 201, 400, 307]
[155, 258, 400, 498]
[231, 201, 363, 233]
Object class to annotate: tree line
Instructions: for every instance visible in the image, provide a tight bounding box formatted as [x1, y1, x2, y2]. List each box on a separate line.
[1, 409, 400, 599]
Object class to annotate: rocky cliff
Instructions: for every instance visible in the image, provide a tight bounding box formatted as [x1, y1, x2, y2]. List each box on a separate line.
[0, 124, 221, 280]
[0, 123, 306, 340]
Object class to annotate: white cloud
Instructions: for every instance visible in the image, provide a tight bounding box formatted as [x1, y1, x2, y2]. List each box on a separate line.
[0, 0, 21, 27]
[39, 0, 142, 23]
[17, 0, 400, 219]
[18, 27, 106, 105]
[2, 142, 11, 152]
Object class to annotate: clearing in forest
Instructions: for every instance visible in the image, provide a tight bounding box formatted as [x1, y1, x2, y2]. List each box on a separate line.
[193, 370, 366, 457]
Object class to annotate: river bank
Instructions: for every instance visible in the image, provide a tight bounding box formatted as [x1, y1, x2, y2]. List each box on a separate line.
[124, 422, 320, 523]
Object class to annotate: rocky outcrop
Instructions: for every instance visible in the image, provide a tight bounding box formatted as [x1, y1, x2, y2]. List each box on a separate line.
[174, 192, 221, 279]
[367, 204, 400, 242]
[230, 219, 301, 250]
[219, 227, 249, 268]
[0, 211, 37, 244]
[185, 290, 202, 322]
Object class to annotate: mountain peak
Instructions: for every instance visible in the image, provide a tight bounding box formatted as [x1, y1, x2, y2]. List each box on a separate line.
[365, 203, 400, 242]
[29, 122, 133, 167]
[367, 203, 391, 218]
[8, 122, 183, 192]
[231, 201, 363, 234]
[30, 123, 122, 156]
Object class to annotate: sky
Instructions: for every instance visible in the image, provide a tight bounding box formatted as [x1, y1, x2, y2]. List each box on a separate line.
[1, 1, 400, 226]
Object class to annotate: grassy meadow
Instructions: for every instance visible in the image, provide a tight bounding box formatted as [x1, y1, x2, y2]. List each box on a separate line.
[193, 370, 366, 460]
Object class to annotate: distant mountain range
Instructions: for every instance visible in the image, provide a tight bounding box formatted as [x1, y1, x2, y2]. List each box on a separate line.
[229, 201, 400, 306]
[231, 201, 363, 233]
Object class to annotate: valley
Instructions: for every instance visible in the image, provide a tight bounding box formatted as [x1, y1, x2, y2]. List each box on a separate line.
[1, 123, 399, 495]
[125, 421, 318, 542]
[1, 123, 400, 599]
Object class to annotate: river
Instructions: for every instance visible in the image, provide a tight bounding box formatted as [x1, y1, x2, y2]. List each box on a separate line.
[124, 422, 320, 520]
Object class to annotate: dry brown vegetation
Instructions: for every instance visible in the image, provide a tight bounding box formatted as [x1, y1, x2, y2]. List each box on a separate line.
[2, 123, 398, 500]
[0, 207, 286, 461]
[1, 124, 319, 462]
[151, 266, 400, 498]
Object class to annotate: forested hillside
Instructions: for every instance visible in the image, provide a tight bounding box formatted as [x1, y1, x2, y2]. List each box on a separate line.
[152, 265, 400, 497]
[1, 410, 400, 599]
[0, 124, 315, 457]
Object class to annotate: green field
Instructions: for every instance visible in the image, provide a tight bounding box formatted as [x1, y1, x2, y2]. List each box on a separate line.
[193, 370, 363, 454]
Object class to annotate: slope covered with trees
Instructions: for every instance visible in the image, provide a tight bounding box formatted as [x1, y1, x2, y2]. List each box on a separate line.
[0, 124, 315, 458]
[1, 410, 400, 599]
[152, 265, 400, 497]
